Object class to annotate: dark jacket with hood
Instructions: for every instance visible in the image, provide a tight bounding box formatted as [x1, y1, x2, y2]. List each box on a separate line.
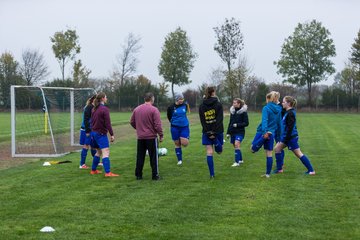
[226, 104, 249, 136]
[199, 96, 224, 134]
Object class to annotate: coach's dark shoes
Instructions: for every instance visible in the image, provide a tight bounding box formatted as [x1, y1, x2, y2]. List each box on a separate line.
[152, 175, 161, 181]
[136, 176, 143, 180]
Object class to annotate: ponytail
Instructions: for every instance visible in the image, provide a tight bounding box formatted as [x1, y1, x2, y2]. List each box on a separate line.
[204, 86, 215, 99]
[93, 92, 106, 111]
[86, 95, 96, 107]
[284, 96, 297, 108]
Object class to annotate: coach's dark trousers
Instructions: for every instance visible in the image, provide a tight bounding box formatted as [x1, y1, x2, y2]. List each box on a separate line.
[135, 138, 159, 179]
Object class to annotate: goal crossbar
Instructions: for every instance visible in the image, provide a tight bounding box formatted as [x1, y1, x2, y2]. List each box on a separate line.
[11, 85, 96, 158]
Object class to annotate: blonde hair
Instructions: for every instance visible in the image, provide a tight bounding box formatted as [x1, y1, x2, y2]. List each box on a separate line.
[283, 96, 297, 108]
[273, 91, 280, 103]
[266, 92, 277, 103]
[233, 98, 245, 108]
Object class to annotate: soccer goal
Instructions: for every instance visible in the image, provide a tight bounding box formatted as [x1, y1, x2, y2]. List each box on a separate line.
[11, 85, 96, 157]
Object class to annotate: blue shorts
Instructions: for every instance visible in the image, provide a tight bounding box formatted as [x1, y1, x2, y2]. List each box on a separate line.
[286, 137, 300, 151]
[79, 129, 93, 146]
[202, 133, 223, 153]
[263, 134, 275, 151]
[171, 126, 190, 141]
[251, 133, 274, 151]
[91, 132, 109, 149]
[230, 134, 244, 144]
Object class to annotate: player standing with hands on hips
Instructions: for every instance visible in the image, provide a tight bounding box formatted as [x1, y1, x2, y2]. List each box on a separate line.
[90, 92, 119, 177]
[167, 92, 190, 166]
[199, 86, 224, 179]
[130, 92, 164, 181]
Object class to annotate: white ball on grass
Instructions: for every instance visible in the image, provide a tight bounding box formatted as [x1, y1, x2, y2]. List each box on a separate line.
[158, 148, 168, 156]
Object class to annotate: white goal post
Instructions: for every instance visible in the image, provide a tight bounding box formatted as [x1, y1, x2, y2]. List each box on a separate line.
[11, 85, 96, 157]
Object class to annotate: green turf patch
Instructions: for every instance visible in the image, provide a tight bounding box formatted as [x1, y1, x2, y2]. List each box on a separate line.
[0, 112, 359, 239]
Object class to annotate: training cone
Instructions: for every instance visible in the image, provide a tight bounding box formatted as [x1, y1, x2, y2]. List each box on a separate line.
[40, 226, 55, 232]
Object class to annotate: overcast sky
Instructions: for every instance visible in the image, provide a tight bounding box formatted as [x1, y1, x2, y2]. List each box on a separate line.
[1, 0, 359, 92]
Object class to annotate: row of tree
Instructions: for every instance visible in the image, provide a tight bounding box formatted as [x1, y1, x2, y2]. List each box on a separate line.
[1, 18, 360, 111]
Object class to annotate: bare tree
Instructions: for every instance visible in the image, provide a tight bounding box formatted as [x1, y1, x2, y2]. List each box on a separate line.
[19, 49, 49, 85]
[113, 33, 142, 86]
[208, 66, 226, 86]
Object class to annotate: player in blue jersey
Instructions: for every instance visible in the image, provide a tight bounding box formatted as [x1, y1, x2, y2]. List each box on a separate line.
[79, 95, 96, 169]
[226, 98, 249, 167]
[251, 91, 282, 178]
[199, 86, 224, 179]
[274, 96, 315, 175]
[167, 92, 190, 165]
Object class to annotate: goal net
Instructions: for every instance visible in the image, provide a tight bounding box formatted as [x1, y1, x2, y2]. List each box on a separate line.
[11, 85, 96, 157]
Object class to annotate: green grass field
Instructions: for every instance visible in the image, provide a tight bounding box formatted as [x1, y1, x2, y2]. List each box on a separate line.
[0, 112, 359, 239]
[0, 112, 134, 142]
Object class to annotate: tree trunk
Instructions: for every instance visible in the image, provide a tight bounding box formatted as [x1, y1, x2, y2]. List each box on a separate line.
[171, 83, 175, 100]
[307, 81, 312, 108]
[61, 58, 65, 81]
[118, 95, 121, 111]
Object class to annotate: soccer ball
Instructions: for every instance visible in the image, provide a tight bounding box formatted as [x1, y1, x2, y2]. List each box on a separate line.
[158, 148, 168, 156]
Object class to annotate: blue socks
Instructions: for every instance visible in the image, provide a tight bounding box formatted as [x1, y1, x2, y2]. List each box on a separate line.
[102, 157, 111, 173]
[81, 149, 97, 166]
[275, 152, 284, 170]
[235, 149, 242, 163]
[214, 139, 223, 153]
[266, 157, 273, 175]
[207, 155, 215, 177]
[175, 147, 182, 162]
[300, 155, 314, 172]
[80, 148, 88, 166]
[281, 150, 285, 163]
[92, 155, 100, 171]
[91, 149, 97, 157]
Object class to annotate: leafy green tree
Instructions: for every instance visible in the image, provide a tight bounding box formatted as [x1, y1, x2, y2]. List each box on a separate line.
[158, 27, 197, 98]
[19, 48, 49, 86]
[50, 29, 80, 81]
[214, 18, 244, 99]
[158, 82, 169, 97]
[349, 29, 360, 94]
[72, 59, 91, 87]
[274, 20, 336, 107]
[44, 78, 76, 88]
[339, 64, 356, 97]
[350, 30, 360, 68]
[0, 52, 25, 108]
